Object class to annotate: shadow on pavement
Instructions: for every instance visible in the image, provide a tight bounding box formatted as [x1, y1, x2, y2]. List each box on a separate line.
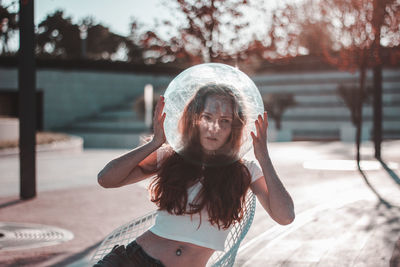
[379, 159, 400, 186]
[0, 252, 63, 267]
[52, 240, 102, 267]
[377, 204, 400, 267]
[356, 164, 400, 267]
[357, 164, 396, 209]
[391, 238, 400, 267]
[0, 198, 25, 209]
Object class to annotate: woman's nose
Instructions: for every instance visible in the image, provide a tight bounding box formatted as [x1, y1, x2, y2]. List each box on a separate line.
[208, 121, 220, 133]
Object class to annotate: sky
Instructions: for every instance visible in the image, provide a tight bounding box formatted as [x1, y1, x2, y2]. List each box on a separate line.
[1, 0, 293, 52]
[34, 0, 173, 37]
[31, 0, 287, 38]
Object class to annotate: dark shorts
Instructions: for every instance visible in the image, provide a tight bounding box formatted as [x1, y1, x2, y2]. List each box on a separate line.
[93, 241, 165, 267]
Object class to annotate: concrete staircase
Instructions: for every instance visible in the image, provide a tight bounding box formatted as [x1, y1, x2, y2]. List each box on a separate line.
[254, 69, 400, 141]
[62, 99, 151, 149]
[63, 69, 400, 148]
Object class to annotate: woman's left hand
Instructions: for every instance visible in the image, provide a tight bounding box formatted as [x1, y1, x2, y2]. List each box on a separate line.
[251, 112, 269, 162]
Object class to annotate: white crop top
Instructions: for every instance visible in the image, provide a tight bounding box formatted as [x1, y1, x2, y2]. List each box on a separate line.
[149, 147, 263, 251]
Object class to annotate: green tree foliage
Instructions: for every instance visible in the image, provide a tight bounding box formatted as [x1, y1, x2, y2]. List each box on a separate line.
[125, 21, 145, 64]
[82, 17, 126, 60]
[36, 11, 129, 60]
[126, 19, 200, 66]
[36, 10, 80, 58]
[265, 0, 399, 65]
[337, 84, 370, 127]
[163, 0, 261, 62]
[0, 2, 18, 54]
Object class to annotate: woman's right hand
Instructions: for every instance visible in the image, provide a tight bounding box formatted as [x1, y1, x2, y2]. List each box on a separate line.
[152, 95, 167, 146]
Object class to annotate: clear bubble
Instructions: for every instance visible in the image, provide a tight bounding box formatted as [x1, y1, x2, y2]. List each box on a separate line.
[163, 63, 264, 164]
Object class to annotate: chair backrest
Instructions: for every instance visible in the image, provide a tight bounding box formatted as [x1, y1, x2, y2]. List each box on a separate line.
[90, 191, 256, 267]
[208, 191, 256, 267]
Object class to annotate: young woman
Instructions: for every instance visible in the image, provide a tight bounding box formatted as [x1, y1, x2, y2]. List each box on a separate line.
[95, 84, 294, 267]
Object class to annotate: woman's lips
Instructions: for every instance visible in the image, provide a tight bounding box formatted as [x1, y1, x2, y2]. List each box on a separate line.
[206, 137, 218, 141]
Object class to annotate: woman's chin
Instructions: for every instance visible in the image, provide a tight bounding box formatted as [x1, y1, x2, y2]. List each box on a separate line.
[200, 143, 220, 153]
[202, 148, 217, 155]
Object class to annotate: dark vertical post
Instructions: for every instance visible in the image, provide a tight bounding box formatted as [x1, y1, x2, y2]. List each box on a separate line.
[19, 0, 36, 199]
[371, 0, 384, 160]
[373, 65, 382, 159]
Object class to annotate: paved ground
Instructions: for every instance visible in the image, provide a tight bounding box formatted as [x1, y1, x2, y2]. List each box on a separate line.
[0, 141, 399, 266]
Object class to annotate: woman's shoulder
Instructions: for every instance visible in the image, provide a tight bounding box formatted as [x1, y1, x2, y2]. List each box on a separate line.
[157, 144, 175, 165]
[241, 157, 258, 168]
[241, 157, 263, 182]
[158, 144, 174, 155]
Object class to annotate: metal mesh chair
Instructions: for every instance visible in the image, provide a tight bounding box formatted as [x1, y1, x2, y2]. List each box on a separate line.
[90, 191, 256, 267]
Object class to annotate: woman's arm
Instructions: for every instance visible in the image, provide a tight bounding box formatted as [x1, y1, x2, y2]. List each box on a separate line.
[250, 112, 295, 225]
[97, 96, 167, 188]
[98, 140, 161, 188]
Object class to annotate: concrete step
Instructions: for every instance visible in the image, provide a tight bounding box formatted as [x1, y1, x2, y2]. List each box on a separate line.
[258, 81, 400, 95]
[290, 130, 400, 141]
[95, 110, 139, 120]
[283, 106, 400, 118]
[291, 94, 400, 104]
[117, 102, 136, 110]
[63, 131, 150, 149]
[252, 69, 400, 85]
[291, 128, 400, 141]
[63, 97, 150, 148]
[68, 120, 148, 132]
[291, 102, 399, 108]
[267, 119, 400, 142]
[282, 116, 399, 122]
[278, 120, 400, 130]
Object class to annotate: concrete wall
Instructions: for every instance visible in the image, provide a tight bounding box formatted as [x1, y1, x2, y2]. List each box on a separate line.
[1, 66, 399, 141]
[0, 67, 173, 130]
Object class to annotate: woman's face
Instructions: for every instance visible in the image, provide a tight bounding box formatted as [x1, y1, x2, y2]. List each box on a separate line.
[198, 95, 233, 153]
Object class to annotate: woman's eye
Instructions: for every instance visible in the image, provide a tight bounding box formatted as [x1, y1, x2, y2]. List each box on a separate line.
[201, 114, 211, 120]
[220, 119, 231, 124]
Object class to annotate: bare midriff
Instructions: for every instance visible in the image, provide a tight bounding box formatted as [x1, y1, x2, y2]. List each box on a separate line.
[135, 230, 215, 267]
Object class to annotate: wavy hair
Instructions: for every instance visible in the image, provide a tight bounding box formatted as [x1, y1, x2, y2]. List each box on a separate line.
[150, 84, 251, 229]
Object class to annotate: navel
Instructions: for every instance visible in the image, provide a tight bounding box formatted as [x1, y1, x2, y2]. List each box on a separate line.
[176, 246, 183, 256]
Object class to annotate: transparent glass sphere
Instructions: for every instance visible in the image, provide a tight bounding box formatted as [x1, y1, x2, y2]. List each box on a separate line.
[163, 63, 264, 163]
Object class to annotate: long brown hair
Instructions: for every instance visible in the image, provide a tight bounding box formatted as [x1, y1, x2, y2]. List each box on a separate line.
[150, 84, 251, 229]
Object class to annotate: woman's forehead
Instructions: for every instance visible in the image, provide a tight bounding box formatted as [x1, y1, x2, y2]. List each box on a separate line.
[203, 95, 233, 115]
